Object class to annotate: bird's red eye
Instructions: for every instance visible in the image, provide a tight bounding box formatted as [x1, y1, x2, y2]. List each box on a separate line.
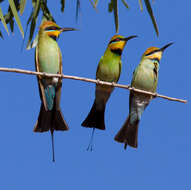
[109, 37, 121, 44]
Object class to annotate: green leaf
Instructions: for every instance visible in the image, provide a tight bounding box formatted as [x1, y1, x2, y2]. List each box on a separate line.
[20, 0, 26, 15]
[61, 0, 65, 12]
[138, 0, 143, 11]
[0, 30, 3, 39]
[8, 0, 24, 37]
[113, 0, 119, 33]
[121, 0, 129, 9]
[26, 0, 40, 49]
[41, 1, 55, 21]
[9, 16, 14, 32]
[32, 0, 36, 8]
[144, 0, 159, 36]
[21, 10, 33, 51]
[26, 19, 36, 49]
[89, 0, 98, 9]
[0, 7, 9, 35]
[108, 0, 113, 12]
[27, 17, 49, 50]
[30, 33, 38, 48]
[76, 0, 80, 22]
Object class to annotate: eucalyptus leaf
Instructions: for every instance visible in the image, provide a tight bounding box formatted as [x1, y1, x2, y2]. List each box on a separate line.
[31, 33, 38, 48]
[20, 0, 26, 15]
[0, 30, 3, 39]
[8, 0, 24, 37]
[21, 10, 33, 51]
[61, 0, 65, 12]
[9, 16, 14, 32]
[26, 19, 36, 49]
[89, 0, 98, 9]
[26, 0, 40, 49]
[121, 0, 129, 9]
[27, 17, 50, 50]
[108, 0, 113, 12]
[76, 0, 80, 22]
[0, 7, 9, 34]
[41, 1, 55, 21]
[138, 0, 143, 11]
[144, 0, 159, 36]
[113, 0, 119, 33]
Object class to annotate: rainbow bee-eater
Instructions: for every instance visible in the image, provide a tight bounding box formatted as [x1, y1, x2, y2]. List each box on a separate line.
[81, 34, 137, 134]
[114, 43, 173, 149]
[33, 21, 76, 161]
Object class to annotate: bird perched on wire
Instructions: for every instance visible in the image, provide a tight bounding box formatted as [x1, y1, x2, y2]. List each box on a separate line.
[114, 43, 173, 149]
[34, 20, 76, 161]
[81, 34, 137, 150]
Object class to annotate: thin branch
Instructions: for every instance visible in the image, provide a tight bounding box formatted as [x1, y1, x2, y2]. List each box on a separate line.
[0, 67, 187, 104]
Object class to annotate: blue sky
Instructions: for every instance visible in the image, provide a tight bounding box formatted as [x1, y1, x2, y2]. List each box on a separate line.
[0, 1, 190, 189]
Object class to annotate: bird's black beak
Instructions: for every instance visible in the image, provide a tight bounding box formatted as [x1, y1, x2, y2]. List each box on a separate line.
[60, 28, 77, 32]
[123, 35, 138, 41]
[160, 42, 173, 52]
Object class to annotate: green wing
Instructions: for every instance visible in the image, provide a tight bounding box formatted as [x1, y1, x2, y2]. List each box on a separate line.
[96, 56, 103, 79]
[35, 46, 48, 110]
[116, 60, 121, 82]
[131, 65, 139, 86]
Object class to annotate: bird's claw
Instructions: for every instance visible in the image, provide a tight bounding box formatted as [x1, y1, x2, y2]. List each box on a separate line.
[96, 79, 100, 85]
[112, 82, 115, 87]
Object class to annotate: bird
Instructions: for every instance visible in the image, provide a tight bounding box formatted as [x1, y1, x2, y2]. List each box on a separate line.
[33, 20, 76, 162]
[114, 42, 173, 149]
[81, 34, 137, 149]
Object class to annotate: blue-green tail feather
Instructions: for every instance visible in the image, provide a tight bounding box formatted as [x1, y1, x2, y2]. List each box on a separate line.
[44, 85, 55, 111]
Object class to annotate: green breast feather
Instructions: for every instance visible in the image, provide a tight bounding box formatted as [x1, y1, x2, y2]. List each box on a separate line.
[96, 54, 121, 83]
[38, 36, 61, 74]
[132, 60, 158, 92]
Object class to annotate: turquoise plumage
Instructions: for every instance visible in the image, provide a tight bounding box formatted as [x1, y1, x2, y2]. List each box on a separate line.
[44, 84, 56, 110]
[33, 21, 76, 161]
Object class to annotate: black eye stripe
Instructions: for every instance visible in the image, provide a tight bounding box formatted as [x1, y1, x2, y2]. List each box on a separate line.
[145, 49, 160, 56]
[45, 26, 60, 31]
[109, 38, 122, 44]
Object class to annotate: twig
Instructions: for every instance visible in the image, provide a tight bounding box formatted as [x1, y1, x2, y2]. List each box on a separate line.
[0, 67, 187, 103]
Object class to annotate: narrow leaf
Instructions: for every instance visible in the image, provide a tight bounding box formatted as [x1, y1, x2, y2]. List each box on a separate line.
[0, 7, 9, 34]
[26, 19, 36, 49]
[21, 10, 33, 51]
[41, 1, 55, 21]
[113, 0, 119, 33]
[89, 0, 98, 9]
[31, 33, 38, 48]
[76, 0, 80, 22]
[0, 30, 3, 39]
[27, 17, 49, 50]
[9, 16, 14, 32]
[138, 0, 143, 11]
[144, 0, 159, 36]
[108, 0, 113, 12]
[26, 0, 40, 49]
[8, 0, 24, 37]
[94, 0, 98, 7]
[121, 0, 129, 9]
[4, 7, 12, 24]
[20, 0, 26, 15]
[61, 0, 65, 12]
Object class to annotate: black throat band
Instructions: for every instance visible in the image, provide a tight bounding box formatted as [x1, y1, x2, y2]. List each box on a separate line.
[111, 48, 122, 56]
